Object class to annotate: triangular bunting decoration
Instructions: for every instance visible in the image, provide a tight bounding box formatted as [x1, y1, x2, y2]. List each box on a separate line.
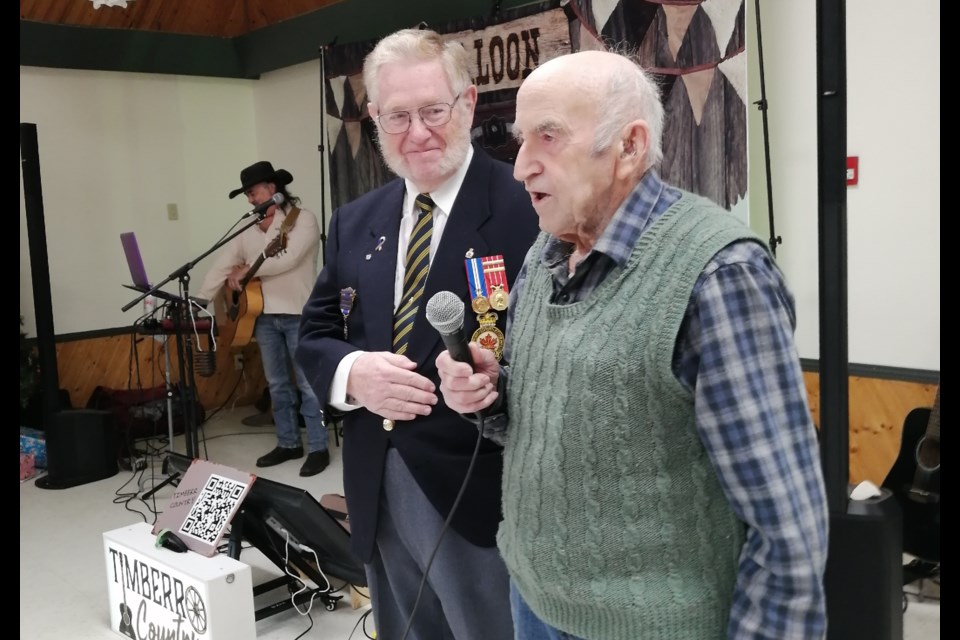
[347, 74, 367, 111]
[701, 0, 742, 59]
[326, 113, 343, 151]
[329, 76, 346, 119]
[579, 22, 607, 51]
[718, 54, 746, 106]
[345, 121, 363, 159]
[591, 0, 619, 34]
[663, 4, 698, 63]
[681, 68, 715, 125]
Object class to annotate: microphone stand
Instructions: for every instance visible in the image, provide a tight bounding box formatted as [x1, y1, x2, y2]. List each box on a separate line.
[317, 40, 334, 267]
[123, 211, 270, 482]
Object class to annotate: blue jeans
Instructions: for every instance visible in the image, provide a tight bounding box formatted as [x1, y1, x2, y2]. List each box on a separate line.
[254, 314, 327, 453]
[510, 581, 586, 640]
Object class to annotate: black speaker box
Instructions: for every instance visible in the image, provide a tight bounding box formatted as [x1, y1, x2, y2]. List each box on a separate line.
[35, 409, 119, 490]
[825, 488, 903, 640]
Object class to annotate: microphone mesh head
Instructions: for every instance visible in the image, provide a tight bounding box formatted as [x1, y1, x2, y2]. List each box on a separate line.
[425, 290, 465, 334]
[273, 192, 285, 205]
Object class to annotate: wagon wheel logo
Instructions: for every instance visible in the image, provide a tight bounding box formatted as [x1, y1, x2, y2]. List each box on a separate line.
[184, 586, 207, 634]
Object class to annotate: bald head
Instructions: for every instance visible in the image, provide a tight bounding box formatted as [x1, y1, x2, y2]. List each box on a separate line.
[527, 50, 633, 90]
[512, 49, 665, 249]
[520, 50, 664, 167]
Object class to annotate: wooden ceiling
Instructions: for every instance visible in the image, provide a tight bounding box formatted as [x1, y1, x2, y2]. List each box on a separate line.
[20, 0, 344, 38]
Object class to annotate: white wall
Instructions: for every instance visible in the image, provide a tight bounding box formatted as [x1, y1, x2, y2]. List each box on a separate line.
[748, 0, 939, 371]
[20, 0, 940, 372]
[20, 61, 327, 337]
[19, 67, 257, 335]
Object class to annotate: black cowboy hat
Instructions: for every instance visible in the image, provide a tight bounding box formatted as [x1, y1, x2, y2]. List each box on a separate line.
[228, 161, 294, 199]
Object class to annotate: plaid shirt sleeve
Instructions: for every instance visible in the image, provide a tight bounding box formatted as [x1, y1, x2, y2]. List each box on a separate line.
[677, 240, 829, 640]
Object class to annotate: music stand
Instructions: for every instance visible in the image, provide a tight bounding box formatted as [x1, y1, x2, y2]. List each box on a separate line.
[122, 212, 271, 494]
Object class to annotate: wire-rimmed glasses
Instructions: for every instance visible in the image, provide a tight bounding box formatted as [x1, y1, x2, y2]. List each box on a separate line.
[376, 94, 462, 134]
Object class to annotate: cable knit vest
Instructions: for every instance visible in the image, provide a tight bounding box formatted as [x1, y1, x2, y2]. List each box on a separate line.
[500, 193, 759, 639]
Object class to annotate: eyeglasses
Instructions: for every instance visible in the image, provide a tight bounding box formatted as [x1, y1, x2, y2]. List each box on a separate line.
[376, 94, 462, 135]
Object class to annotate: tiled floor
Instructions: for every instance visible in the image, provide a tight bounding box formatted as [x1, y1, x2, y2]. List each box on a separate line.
[21, 407, 940, 639]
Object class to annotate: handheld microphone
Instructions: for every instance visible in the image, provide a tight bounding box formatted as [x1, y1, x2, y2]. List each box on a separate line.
[425, 290, 475, 369]
[242, 192, 284, 219]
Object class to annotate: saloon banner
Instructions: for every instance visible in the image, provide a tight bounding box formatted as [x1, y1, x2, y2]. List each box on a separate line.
[321, 0, 746, 212]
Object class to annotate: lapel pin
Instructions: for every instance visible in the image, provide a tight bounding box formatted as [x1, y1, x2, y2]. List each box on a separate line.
[365, 254, 372, 260]
[375, 236, 386, 252]
[465, 247, 475, 259]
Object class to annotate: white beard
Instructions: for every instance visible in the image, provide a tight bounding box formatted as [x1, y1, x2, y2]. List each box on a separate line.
[376, 116, 472, 187]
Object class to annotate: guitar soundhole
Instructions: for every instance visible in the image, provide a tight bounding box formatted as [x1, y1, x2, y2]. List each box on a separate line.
[915, 436, 940, 472]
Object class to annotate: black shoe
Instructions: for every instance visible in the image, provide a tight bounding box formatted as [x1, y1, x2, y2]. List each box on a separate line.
[256, 446, 304, 468]
[299, 450, 330, 477]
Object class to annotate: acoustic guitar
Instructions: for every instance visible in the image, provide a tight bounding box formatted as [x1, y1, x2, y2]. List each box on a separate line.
[882, 383, 940, 563]
[219, 207, 300, 348]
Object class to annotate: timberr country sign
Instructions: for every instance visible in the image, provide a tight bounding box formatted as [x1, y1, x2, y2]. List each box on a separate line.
[106, 545, 206, 639]
[103, 523, 255, 640]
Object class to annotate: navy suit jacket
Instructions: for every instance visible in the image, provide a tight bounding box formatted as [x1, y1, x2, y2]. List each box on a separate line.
[296, 147, 540, 562]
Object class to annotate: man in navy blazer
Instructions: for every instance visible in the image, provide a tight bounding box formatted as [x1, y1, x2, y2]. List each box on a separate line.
[296, 28, 539, 640]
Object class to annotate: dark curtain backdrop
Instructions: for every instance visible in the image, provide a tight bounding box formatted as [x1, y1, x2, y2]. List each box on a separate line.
[321, 0, 746, 212]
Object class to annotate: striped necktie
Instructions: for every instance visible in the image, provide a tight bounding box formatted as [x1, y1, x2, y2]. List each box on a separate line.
[392, 193, 435, 355]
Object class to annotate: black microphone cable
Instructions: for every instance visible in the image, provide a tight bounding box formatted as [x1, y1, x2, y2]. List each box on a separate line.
[400, 412, 486, 640]
[400, 289, 498, 639]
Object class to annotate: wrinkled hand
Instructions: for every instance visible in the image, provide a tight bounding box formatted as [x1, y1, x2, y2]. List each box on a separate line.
[347, 352, 438, 421]
[436, 343, 499, 415]
[227, 264, 250, 292]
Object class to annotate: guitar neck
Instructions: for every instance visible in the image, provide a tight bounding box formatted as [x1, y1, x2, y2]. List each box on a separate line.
[240, 253, 269, 289]
[233, 207, 300, 298]
[927, 385, 940, 441]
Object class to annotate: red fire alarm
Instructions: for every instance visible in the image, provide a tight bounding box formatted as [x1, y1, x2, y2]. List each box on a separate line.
[846, 156, 859, 186]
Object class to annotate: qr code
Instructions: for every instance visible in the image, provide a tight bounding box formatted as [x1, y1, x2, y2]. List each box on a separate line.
[181, 473, 248, 544]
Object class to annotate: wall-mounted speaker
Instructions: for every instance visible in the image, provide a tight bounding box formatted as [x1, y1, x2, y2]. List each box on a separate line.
[35, 409, 119, 490]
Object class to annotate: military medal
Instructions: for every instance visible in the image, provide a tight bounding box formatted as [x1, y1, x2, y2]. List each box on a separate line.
[465, 257, 491, 314]
[465, 254, 512, 361]
[472, 295, 490, 314]
[471, 312, 505, 361]
[339, 287, 356, 340]
[482, 255, 509, 311]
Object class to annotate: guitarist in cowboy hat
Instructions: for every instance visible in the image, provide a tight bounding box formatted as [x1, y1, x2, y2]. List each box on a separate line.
[196, 161, 330, 477]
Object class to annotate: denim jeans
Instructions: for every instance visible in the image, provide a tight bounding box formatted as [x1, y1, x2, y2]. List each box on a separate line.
[510, 581, 586, 640]
[254, 314, 327, 453]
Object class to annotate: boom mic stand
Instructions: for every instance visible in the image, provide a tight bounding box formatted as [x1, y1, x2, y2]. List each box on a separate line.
[123, 210, 273, 496]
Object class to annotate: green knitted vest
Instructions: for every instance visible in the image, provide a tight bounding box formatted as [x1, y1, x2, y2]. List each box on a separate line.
[500, 193, 760, 640]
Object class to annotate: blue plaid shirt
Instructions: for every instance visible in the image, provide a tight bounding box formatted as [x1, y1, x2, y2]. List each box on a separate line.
[487, 171, 828, 639]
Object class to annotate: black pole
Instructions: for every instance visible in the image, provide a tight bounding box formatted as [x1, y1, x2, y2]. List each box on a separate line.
[317, 43, 332, 266]
[752, 0, 782, 256]
[815, 0, 849, 514]
[20, 123, 61, 430]
[817, 2, 903, 637]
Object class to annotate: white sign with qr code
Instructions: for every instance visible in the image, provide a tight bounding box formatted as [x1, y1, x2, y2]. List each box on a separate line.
[152, 460, 256, 557]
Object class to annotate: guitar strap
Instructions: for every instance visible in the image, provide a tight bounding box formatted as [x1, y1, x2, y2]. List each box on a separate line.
[279, 205, 301, 234]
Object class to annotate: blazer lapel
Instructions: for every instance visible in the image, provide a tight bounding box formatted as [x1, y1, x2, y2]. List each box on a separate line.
[358, 181, 405, 351]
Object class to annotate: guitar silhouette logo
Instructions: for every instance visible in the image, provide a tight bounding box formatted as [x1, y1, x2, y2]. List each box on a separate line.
[118, 602, 135, 638]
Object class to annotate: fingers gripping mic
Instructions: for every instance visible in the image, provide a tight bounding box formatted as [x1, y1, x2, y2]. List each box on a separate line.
[243, 192, 284, 218]
[425, 291, 475, 368]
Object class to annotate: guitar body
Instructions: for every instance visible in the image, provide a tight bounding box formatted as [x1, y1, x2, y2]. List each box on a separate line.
[226, 279, 264, 348]
[882, 405, 940, 562]
[216, 206, 300, 349]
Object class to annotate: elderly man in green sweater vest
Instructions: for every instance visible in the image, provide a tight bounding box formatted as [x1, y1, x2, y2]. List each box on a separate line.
[437, 50, 829, 640]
